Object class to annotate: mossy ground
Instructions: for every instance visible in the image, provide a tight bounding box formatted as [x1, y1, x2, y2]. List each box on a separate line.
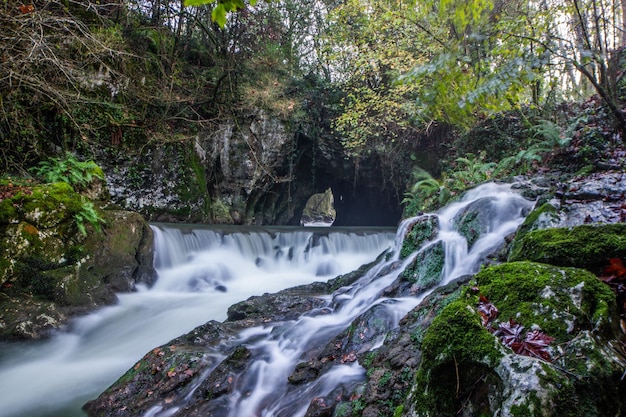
[473, 262, 616, 342]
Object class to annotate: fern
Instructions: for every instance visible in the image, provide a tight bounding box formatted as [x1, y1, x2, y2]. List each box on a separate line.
[74, 198, 105, 236]
[403, 168, 446, 214]
[530, 119, 569, 148]
[30, 152, 104, 191]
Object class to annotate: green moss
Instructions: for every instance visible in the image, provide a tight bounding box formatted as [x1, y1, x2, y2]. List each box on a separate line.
[455, 209, 481, 248]
[401, 242, 445, 289]
[511, 391, 544, 417]
[421, 300, 503, 370]
[187, 149, 210, 219]
[400, 215, 438, 259]
[508, 224, 626, 273]
[514, 203, 559, 240]
[474, 262, 615, 342]
[333, 402, 351, 417]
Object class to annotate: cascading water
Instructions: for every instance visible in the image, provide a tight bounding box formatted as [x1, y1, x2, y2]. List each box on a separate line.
[116, 182, 534, 417]
[0, 226, 395, 417]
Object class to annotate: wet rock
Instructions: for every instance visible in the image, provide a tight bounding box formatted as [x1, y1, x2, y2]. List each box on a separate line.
[518, 172, 626, 230]
[83, 321, 234, 417]
[399, 214, 439, 259]
[226, 293, 327, 326]
[343, 277, 470, 417]
[0, 182, 156, 340]
[398, 241, 445, 294]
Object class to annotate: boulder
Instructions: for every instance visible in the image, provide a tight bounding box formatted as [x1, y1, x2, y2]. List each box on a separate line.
[0, 181, 155, 340]
[405, 262, 625, 417]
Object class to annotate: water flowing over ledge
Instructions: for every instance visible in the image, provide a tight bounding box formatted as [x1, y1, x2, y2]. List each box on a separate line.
[0, 225, 394, 417]
[84, 182, 534, 417]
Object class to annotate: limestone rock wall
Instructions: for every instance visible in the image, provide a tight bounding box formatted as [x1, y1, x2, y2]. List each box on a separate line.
[96, 109, 411, 227]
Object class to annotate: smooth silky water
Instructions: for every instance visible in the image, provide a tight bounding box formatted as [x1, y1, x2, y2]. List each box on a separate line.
[0, 224, 395, 417]
[143, 182, 532, 417]
[0, 182, 533, 417]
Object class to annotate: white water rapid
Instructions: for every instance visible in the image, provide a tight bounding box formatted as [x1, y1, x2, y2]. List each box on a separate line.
[133, 182, 535, 417]
[0, 225, 395, 417]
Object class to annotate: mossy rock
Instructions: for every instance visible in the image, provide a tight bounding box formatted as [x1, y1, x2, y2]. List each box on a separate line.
[474, 262, 616, 343]
[0, 202, 155, 340]
[453, 196, 497, 249]
[400, 215, 438, 259]
[508, 223, 626, 273]
[0, 182, 83, 228]
[512, 202, 560, 240]
[409, 298, 504, 416]
[400, 241, 445, 290]
[407, 261, 624, 417]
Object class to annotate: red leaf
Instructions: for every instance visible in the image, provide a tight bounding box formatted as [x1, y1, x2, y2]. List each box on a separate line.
[601, 258, 626, 283]
[19, 4, 34, 13]
[521, 330, 554, 361]
[495, 319, 525, 348]
[477, 295, 498, 327]
[495, 320, 553, 361]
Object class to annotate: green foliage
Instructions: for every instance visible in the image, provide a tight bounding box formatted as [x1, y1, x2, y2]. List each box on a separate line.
[403, 152, 496, 215]
[183, 0, 265, 27]
[325, 0, 421, 156]
[26, 154, 106, 236]
[400, 0, 546, 129]
[402, 168, 448, 215]
[29, 153, 104, 191]
[74, 198, 105, 236]
[495, 119, 568, 174]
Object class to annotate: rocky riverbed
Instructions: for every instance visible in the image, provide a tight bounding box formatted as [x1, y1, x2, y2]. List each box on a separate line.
[83, 171, 626, 417]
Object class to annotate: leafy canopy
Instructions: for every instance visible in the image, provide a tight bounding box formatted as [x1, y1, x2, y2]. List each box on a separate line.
[183, 0, 266, 27]
[399, 0, 552, 129]
[324, 0, 422, 155]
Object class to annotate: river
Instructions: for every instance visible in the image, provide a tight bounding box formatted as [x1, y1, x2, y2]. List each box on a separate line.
[0, 225, 395, 417]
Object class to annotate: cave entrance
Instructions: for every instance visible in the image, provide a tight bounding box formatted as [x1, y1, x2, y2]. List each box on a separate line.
[300, 188, 336, 226]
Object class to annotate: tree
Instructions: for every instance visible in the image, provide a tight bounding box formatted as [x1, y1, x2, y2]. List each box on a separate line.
[402, 0, 626, 133]
[322, 0, 422, 154]
[184, 0, 266, 27]
[400, 0, 553, 129]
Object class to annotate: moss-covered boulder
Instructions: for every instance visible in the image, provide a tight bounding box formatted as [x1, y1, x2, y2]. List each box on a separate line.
[400, 241, 445, 291]
[405, 262, 625, 417]
[0, 180, 155, 340]
[399, 214, 439, 259]
[509, 223, 626, 273]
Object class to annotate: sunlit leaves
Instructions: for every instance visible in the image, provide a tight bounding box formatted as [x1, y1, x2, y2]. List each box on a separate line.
[324, 0, 421, 155]
[401, 0, 555, 128]
[183, 0, 261, 27]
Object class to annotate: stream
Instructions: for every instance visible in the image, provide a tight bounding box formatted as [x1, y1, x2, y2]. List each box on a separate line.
[0, 225, 394, 417]
[0, 182, 533, 417]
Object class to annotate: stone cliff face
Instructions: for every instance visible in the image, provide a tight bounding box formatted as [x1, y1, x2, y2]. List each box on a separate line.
[98, 109, 413, 227]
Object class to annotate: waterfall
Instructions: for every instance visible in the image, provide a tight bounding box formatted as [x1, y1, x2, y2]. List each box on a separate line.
[134, 182, 534, 417]
[0, 226, 394, 417]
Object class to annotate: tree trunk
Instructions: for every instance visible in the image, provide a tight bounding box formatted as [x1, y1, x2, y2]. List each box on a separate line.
[621, 0, 626, 46]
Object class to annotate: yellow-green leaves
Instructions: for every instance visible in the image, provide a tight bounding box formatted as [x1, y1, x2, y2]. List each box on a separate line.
[183, 0, 259, 27]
